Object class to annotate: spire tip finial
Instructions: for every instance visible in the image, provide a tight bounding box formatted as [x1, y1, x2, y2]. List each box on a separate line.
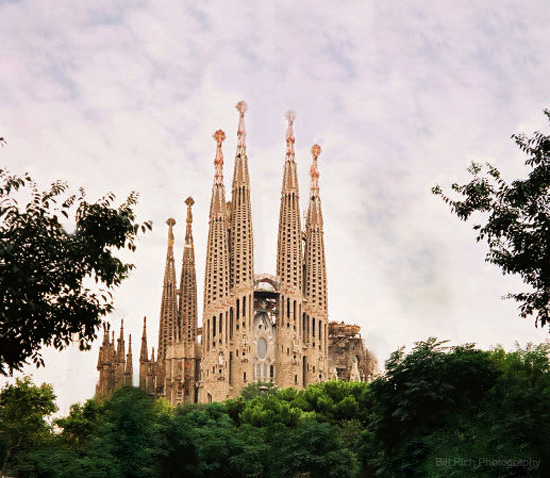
[185, 196, 194, 231]
[213, 129, 226, 143]
[166, 218, 175, 249]
[236, 102, 247, 148]
[310, 144, 321, 194]
[213, 130, 225, 182]
[236, 100, 248, 115]
[312, 144, 322, 158]
[285, 109, 296, 123]
[285, 110, 296, 150]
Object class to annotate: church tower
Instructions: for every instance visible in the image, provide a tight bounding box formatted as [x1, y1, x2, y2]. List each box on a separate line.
[303, 145, 329, 384]
[156, 219, 178, 396]
[179, 197, 198, 348]
[139, 317, 153, 393]
[158, 219, 179, 359]
[96, 324, 115, 399]
[275, 111, 305, 388]
[97, 102, 379, 405]
[201, 129, 232, 402]
[228, 101, 255, 394]
[177, 196, 200, 403]
[95, 319, 134, 400]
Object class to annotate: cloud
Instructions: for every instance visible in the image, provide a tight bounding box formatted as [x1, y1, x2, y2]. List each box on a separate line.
[2, 0, 550, 413]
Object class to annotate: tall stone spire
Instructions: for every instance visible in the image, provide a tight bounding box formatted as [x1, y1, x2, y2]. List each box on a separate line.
[179, 197, 198, 345]
[115, 320, 126, 389]
[276, 110, 304, 389]
[230, 101, 254, 292]
[139, 317, 150, 390]
[116, 319, 126, 363]
[125, 334, 133, 386]
[204, 130, 231, 308]
[303, 144, 329, 384]
[304, 144, 328, 313]
[158, 218, 178, 360]
[276, 110, 303, 293]
[201, 129, 233, 403]
[140, 317, 148, 361]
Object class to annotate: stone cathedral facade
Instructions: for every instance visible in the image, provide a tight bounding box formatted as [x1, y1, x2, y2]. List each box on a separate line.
[96, 102, 378, 404]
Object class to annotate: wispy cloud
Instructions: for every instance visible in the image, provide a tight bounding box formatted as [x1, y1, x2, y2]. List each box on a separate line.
[2, 0, 550, 412]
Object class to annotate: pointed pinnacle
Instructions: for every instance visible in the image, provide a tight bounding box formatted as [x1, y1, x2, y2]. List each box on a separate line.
[285, 110, 296, 142]
[310, 144, 321, 196]
[285, 110, 296, 157]
[213, 129, 226, 183]
[311, 144, 321, 158]
[236, 101, 248, 149]
[185, 197, 194, 244]
[166, 218, 176, 251]
[102, 324, 110, 345]
[185, 196, 194, 224]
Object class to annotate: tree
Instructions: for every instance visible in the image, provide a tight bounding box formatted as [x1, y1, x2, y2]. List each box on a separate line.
[0, 376, 58, 476]
[433, 110, 550, 328]
[277, 421, 359, 478]
[0, 169, 151, 374]
[55, 399, 105, 452]
[359, 339, 499, 477]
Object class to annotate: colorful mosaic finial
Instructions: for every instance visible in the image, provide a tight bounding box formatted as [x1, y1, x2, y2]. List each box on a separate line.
[285, 110, 296, 156]
[213, 129, 226, 182]
[310, 144, 321, 195]
[236, 101, 248, 150]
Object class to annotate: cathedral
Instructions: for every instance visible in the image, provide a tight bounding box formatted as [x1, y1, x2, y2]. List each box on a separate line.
[96, 102, 378, 404]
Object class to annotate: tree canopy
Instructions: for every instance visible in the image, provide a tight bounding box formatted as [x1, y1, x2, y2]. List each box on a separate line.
[0, 169, 151, 374]
[2, 342, 550, 477]
[0, 376, 57, 477]
[433, 110, 550, 328]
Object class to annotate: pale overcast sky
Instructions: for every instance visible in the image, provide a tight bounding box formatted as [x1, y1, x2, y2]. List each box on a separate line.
[2, 0, 550, 413]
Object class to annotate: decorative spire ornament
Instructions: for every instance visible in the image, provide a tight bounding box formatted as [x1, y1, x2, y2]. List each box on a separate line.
[285, 110, 296, 156]
[213, 129, 226, 184]
[166, 218, 176, 252]
[236, 101, 247, 150]
[310, 144, 321, 196]
[185, 196, 194, 243]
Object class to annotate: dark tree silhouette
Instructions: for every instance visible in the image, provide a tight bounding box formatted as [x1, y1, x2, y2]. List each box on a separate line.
[433, 110, 550, 329]
[0, 169, 151, 374]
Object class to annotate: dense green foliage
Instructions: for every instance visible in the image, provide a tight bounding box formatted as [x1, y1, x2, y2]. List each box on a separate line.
[0, 170, 151, 374]
[433, 110, 550, 328]
[2, 341, 549, 477]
